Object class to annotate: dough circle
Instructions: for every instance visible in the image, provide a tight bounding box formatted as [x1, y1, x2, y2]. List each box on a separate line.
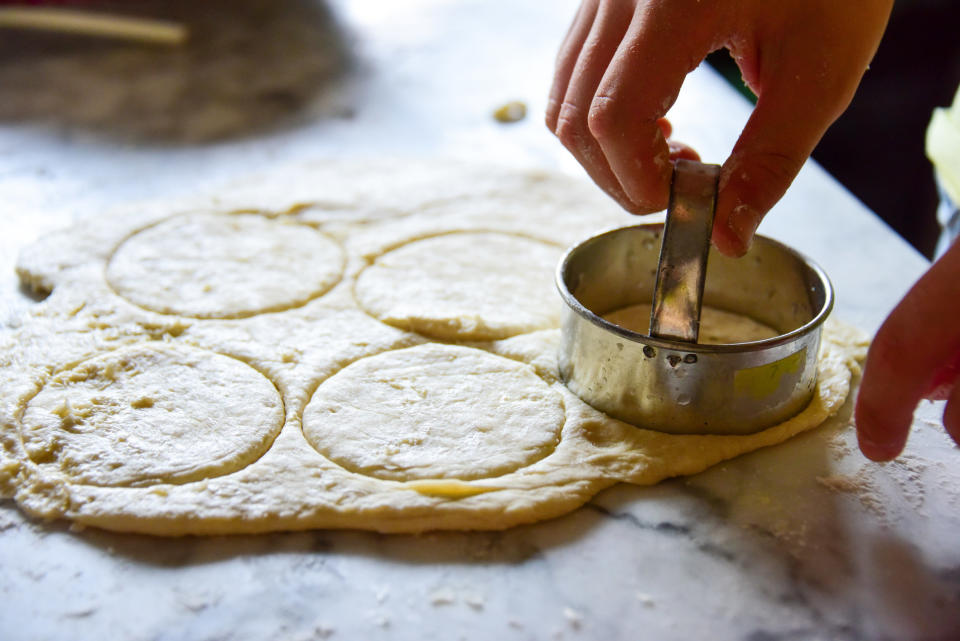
[20, 343, 284, 487]
[107, 212, 344, 319]
[302, 343, 564, 481]
[354, 231, 562, 340]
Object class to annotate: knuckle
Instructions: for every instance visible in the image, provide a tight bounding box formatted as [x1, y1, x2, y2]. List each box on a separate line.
[734, 149, 806, 209]
[544, 99, 559, 129]
[586, 95, 617, 139]
[750, 149, 805, 185]
[554, 103, 589, 149]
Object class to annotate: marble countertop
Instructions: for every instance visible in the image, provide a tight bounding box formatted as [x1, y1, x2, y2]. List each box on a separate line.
[1, 1, 958, 640]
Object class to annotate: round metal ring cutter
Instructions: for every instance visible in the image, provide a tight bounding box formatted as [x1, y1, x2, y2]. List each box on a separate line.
[556, 160, 834, 435]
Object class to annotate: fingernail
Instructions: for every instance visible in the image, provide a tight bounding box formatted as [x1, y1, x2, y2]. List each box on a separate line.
[857, 433, 898, 462]
[726, 204, 760, 252]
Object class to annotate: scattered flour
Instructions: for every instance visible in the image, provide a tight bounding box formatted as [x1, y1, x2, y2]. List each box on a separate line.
[817, 454, 932, 524]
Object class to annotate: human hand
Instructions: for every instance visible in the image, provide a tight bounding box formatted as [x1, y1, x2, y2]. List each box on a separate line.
[855, 240, 960, 460]
[546, 0, 893, 257]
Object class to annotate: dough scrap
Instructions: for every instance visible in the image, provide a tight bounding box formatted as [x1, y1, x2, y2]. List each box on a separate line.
[0, 160, 868, 535]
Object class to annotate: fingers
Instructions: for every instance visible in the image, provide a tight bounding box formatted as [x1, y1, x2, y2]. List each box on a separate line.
[548, 1, 709, 214]
[547, 2, 703, 214]
[548, 0, 890, 233]
[588, 1, 720, 213]
[550, 0, 641, 212]
[856, 241, 960, 460]
[546, 0, 597, 131]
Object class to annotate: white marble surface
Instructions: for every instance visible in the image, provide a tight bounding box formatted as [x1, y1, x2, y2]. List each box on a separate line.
[1, 1, 958, 640]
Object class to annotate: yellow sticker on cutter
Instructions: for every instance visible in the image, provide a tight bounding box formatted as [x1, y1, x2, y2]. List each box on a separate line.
[734, 347, 806, 399]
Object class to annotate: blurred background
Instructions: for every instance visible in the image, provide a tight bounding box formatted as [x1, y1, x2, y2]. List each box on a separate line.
[1, 0, 958, 258]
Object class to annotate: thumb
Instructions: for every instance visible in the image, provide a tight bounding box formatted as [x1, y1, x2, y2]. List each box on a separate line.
[712, 52, 867, 257]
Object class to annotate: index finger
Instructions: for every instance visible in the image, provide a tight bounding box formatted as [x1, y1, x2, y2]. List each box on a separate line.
[546, 0, 598, 131]
[856, 241, 960, 460]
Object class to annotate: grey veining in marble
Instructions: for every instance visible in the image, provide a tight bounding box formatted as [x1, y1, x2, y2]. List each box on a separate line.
[1, 2, 958, 640]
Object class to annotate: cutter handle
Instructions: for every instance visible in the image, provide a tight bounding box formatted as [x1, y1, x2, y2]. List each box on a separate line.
[649, 159, 721, 343]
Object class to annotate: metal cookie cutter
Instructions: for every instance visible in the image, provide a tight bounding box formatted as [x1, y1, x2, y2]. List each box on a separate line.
[556, 159, 834, 435]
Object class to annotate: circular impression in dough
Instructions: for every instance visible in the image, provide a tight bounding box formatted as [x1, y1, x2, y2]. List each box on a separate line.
[302, 343, 564, 481]
[354, 231, 562, 340]
[20, 343, 284, 487]
[107, 213, 344, 319]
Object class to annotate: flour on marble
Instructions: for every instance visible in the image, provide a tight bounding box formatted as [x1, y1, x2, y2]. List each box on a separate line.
[0, 505, 21, 532]
[816, 455, 932, 525]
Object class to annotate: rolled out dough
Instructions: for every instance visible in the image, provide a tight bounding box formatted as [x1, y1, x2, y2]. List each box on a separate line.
[603, 303, 779, 344]
[0, 160, 868, 535]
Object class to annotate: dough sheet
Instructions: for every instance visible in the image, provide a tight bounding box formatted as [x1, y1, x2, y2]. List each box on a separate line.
[0, 160, 868, 534]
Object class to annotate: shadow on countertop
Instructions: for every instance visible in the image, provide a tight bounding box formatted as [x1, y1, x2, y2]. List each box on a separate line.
[0, 0, 356, 144]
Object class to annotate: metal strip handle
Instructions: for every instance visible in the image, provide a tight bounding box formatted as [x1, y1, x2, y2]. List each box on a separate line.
[649, 159, 721, 343]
